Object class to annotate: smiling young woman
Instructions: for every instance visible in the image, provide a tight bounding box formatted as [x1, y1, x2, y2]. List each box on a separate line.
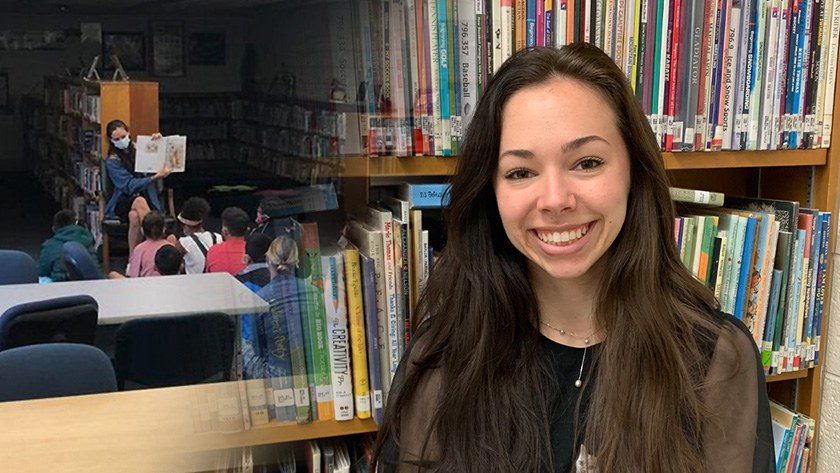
[372, 44, 775, 473]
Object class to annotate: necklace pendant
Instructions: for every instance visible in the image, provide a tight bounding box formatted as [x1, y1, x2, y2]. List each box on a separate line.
[584, 338, 589, 345]
[574, 379, 582, 388]
[559, 329, 566, 335]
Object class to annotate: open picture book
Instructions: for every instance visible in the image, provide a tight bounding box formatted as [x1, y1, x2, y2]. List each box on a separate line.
[135, 135, 187, 173]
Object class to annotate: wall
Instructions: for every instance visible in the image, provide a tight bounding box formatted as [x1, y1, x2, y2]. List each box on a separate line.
[0, 13, 246, 171]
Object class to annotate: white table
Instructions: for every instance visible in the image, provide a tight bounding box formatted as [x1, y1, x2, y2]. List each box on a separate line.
[0, 272, 269, 325]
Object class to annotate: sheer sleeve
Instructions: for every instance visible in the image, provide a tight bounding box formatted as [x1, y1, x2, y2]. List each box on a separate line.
[702, 315, 776, 473]
[379, 319, 443, 473]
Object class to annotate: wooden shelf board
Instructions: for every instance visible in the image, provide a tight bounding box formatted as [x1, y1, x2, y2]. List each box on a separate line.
[767, 369, 810, 383]
[342, 155, 457, 177]
[335, 150, 826, 177]
[195, 417, 379, 451]
[663, 149, 826, 169]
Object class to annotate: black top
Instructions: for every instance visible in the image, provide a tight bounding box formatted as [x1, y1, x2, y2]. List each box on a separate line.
[380, 313, 777, 473]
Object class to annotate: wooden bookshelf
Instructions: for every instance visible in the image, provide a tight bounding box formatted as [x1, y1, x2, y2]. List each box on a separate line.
[767, 369, 811, 383]
[195, 417, 379, 452]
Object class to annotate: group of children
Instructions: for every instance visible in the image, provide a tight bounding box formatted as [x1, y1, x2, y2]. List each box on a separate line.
[38, 196, 277, 285]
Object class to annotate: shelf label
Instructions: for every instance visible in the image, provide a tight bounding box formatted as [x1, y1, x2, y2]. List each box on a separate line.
[274, 389, 295, 407]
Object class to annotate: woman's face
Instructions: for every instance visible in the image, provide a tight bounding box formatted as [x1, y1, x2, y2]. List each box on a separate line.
[110, 126, 129, 141]
[493, 77, 631, 284]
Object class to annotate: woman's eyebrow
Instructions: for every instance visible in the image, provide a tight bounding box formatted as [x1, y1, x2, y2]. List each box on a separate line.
[499, 135, 610, 160]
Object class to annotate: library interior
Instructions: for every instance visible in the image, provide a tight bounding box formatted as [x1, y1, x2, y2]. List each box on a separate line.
[0, 0, 838, 471]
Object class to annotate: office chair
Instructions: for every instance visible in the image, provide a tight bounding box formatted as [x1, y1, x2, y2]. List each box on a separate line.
[0, 343, 117, 401]
[0, 250, 38, 285]
[0, 295, 99, 351]
[61, 241, 103, 280]
[114, 312, 236, 390]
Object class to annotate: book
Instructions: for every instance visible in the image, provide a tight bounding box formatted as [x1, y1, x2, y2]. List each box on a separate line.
[300, 223, 333, 420]
[399, 182, 452, 208]
[670, 187, 726, 206]
[361, 251, 386, 423]
[337, 241, 373, 419]
[321, 248, 354, 421]
[134, 135, 187, 173]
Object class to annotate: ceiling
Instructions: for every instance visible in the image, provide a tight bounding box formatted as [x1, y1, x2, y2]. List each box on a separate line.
[0, 0, 309, 14]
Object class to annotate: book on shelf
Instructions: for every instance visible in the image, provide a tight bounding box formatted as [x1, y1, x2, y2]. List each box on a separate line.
[134, 135, 187, 174]
[675, 192, 830, 376]
[270, 0, 840, 155]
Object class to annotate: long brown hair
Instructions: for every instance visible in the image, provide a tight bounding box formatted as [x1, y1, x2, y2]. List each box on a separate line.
[373, 44, 726, 472]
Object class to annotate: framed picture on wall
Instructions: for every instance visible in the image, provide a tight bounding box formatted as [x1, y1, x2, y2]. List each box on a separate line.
[0, 73, 9, 113]
[103, 33, 146, 71]
[188, 32, 226, 66]
[150, 20, 185, 77]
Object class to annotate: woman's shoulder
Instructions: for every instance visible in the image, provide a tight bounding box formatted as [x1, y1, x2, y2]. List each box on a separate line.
[703, 310, 764, 382]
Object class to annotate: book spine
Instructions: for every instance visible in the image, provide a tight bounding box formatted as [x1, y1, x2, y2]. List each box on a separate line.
[734, 0, 753, 148]
[300, 224, 333, 421]
[546, 0, 554, 46]
[382, 0, 395, 155]
[446, 0, 460, 156]
[424, 0, 437, 155]
[279, 273, 312, 423]
[624, 0, 637, 79]
[821, 0, 839, 146]
[763, 269, 783, 369]
[408, 0, 423, 155]
[791, 0, 808, 147]
[538, 0, 546, 45]
[502, 0, 514, 62]
[475, 0, 484, 101]
[798, 0, 815, 149]
[666, 0, 681, 151]
[705, 0, 722, 150]
[323, 254, 354, 421]
[398, 0, 413, 156]
[517, 0, 527, 49]
[733, 217, 758, 320]
[458, 0, 478, 141]
[757, 222, 780, 348]
[723, 0, 741, 148]
[528, 0, 538, 46]
[429, 0, 443, 155]
[437, 0, 452, 155]
[713, 0, 733, 150]
[747, 0, 768, 149]
[342, 249, 372, 419]
[772, 0, 791, 148]
[262, 298, 296, 423]
[804, 0, 824, 147]
[815, 0, 830, 147]
[635, 0, 650, 102]
[814, 214, 830, 365]
[416, 0, 431, 155]
[557, 0, 569, 47]
[360, 253, 385, 423]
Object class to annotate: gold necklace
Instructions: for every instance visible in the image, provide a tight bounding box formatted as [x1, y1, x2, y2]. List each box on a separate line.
[539, 320, 595, 388]
[539, 320, 597, 345]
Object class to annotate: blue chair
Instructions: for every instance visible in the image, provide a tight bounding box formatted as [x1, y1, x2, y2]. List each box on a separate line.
[0, 250, 37, 285]
[0, 343, 116, 401]
[0, 295, 99, 351]
[114, 312, 236, 390]
[60, 241, 103, 280]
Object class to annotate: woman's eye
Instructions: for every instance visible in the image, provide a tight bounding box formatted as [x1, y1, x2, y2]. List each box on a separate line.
[504, 168, 533, 180]
[576, 157, 603, 171]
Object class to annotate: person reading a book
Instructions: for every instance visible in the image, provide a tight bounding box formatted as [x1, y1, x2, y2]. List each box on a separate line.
[374, 44, 775, 473]
[103, 119, 171, 257]
[175, 197, 222, 274]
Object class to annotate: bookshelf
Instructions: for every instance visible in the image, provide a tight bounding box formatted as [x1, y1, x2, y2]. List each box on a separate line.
[22, 77, 159, 246]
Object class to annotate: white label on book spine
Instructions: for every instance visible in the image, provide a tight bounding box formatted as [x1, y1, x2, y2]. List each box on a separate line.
[673, 121, 684, 144]
[218, 397, 240, 418]
[816, 336, 822, 350]
[316, 385, 333, 403]
[693, 191, 711, 204]
[373, 389, 384, 409]
[684, 128, 695, 145]
[248, 388, 267, 406]
[274, 389, 295, 407]
[451, 115, 463, 137]
[294, 387, 309, 408]
[356, 394, 372, 411]
[771, 351, 779, 368]
[808, 345, 815, 361]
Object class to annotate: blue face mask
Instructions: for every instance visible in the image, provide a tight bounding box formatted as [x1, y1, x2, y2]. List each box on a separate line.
[112, 135, 131, 150]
